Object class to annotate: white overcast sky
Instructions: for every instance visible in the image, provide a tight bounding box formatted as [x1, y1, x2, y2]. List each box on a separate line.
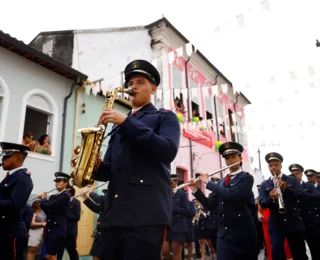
[2, 0, 320, 178]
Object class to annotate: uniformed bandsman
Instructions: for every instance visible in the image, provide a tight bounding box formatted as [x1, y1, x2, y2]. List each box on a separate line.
[162, 174, 190, 260]
[289, 163, 320, 259]
[81, 188, 108, 260]
[259, 153, 307, 260]
[92, 59, 180, 260]
[0, 142, 33, 260]
[40, 172, 71, 260]
[189, 141, 258, 260]
[57, 187, 81, 260]
[183, 197, 196, 260]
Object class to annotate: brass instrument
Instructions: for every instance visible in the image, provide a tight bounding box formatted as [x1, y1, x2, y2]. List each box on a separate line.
[273, 173, 286, 214]
[70, 87, 135, 188]
[173, 161, 241, 192]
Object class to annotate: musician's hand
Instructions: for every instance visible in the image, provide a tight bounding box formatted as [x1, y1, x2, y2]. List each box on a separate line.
[80, 193, 88, 200]
[41, 192, 47, 199]
[198, 173, 209, 184]
[188, 180, 198, 192]
[88, 185, 95, 193]
[200, 210, 205, 215]
[93, 158, 102, 172]
[277, 180, 287, 190]
[99, 109, 127, 125]
[270, 189, 278, 200]
[258, 212, 264, 222]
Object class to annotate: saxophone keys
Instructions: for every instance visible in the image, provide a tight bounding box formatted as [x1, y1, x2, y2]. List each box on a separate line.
[71, 158, 78, 167]
[74, 146, 81, 155]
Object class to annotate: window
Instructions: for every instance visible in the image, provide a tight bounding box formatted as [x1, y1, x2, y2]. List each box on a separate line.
[189, 79, 199, 103]
[24, 107, 51, 142]
[0, 76, 9, 141]
[19, 89, 58, 158]
[192, 101, 201, 119]
[206, 111, 214, 131]
[172, 66, 183, 89]
[228, 109, 236, 141]
[216, 100, 226, 137]
[42, 39, 53, 57]
[154, 58, 164, 109]
[236, 115, 247, 146]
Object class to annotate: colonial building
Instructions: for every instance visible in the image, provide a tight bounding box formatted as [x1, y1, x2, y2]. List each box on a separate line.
[30, 17, 253, 259]
[0, 30, 87, 195]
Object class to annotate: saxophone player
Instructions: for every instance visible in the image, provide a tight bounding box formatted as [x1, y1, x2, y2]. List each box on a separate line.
[259, 153, 307, 260]
[93, 60, 181, 260]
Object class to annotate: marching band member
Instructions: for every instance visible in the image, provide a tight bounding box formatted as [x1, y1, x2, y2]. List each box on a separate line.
[182, 197, 196, 260]
[259, 153, 307, 260]
[40, 172, 71, 260]
[92, 59, 180, 259]
[0, 142, 33, 260]
[162, 174, 189, 260]
[81, 187, 108, 260]
[290, 164, 320, 259]
[189, 141, 258, 260]
[57, 187, 81, 260]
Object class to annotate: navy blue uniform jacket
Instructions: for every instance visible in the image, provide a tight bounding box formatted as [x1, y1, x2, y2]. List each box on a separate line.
[299, 181, 319, 232]
[40, 190, 70, 238]
[194, 171, 257, 254]
[0, 168, 33, 239]
[171, 190, 189, 233]
[66, 198, 81, 237]
[93, 103, 180, 228]
[259, 174, 305, 233]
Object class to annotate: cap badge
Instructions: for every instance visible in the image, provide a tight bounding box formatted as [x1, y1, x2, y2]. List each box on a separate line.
[225, 143, 231, 148]
[132, 61, 139, 69]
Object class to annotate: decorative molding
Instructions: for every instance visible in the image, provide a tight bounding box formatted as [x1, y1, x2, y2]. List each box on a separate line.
[17, 89, 59, 157]
[0, 76, 10, 141]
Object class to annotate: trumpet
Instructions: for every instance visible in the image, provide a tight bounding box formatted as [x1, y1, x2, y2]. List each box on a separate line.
[273, 173, 286, 214]
[72, 182, 108, 199]
[173, 161, 241, 192]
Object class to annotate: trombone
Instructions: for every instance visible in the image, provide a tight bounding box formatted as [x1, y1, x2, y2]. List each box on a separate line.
[173, 161, 241, 191]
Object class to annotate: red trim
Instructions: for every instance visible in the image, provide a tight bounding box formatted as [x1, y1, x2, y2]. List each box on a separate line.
[13, 237, 17, 260]
[163, 226, 167, 241]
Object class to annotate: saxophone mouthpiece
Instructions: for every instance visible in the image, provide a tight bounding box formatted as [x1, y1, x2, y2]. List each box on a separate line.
[128, 89, 136, 96]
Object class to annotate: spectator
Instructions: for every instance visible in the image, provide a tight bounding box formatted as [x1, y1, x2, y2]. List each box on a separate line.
[35, 134, 51, 155]
[22, 132, 36, 152]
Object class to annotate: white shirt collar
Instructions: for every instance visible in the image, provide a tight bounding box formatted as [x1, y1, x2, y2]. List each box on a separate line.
[8, 167, 24, 175]
[229, 168, 242, 177]
[131, 107, 143, 114]
[57, 189, 66, 195]
[315, 183, 318, 188]
[300, 180, 304, 184]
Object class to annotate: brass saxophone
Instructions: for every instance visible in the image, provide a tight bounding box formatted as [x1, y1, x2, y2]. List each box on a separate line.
[70, 87, 135, 188]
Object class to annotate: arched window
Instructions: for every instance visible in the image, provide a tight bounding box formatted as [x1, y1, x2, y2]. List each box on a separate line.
[18, 89, 58, 159]
[0, 76, 10, 141]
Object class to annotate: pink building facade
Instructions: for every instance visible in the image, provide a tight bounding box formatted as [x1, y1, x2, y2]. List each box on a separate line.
[148, 19, 251, 198]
